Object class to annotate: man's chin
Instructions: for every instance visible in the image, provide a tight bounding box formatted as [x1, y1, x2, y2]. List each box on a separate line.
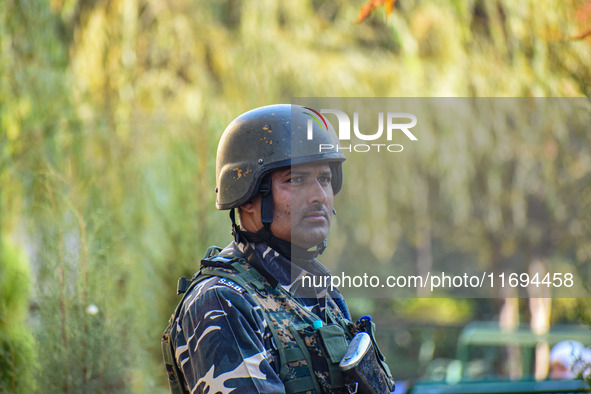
[290, 230, 329, 250]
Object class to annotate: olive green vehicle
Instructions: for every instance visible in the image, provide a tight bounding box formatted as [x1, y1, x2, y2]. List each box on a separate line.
[407, 321, 591, 394]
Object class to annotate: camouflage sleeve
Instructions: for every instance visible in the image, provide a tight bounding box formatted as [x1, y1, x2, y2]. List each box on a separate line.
[173, 276, 285, 394]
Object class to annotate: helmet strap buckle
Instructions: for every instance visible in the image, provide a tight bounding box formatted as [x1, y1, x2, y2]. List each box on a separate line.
[259, 175, 274, 225]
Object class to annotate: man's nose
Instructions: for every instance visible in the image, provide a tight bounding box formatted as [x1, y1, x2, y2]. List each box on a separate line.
[307, 179, 328, 204]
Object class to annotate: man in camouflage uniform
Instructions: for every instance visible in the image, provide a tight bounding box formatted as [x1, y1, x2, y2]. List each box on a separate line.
[163, 104, 394, 393]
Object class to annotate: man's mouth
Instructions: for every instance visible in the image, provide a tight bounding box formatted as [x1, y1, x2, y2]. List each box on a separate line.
[302, 209, 328, 221]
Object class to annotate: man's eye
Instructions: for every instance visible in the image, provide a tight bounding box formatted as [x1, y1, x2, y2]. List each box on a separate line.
[318, 176, 331, 184]
[290, 176, 303, 183]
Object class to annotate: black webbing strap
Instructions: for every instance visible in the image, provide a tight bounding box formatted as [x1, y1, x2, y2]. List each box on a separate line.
[200, 259, 234, 270]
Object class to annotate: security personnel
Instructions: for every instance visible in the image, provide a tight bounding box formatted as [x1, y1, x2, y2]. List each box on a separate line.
[162, 104, 394, 393]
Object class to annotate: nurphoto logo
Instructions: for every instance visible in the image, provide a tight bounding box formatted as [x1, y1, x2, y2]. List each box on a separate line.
[304, 107, 418, 153]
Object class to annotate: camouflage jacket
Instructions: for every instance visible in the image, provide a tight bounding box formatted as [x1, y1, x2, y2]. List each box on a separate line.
[169, 240, 353, 393]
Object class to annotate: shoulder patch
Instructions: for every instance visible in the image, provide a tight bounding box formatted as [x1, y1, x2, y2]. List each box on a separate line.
[218, 277, 245, 294]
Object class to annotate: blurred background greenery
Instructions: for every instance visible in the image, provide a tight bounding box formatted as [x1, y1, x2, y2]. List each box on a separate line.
[1, 0, 590, 392]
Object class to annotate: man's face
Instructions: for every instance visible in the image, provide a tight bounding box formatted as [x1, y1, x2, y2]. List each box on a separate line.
[269, 162, 334, 249]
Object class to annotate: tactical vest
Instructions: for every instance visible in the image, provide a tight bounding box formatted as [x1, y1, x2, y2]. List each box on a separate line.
[162, 246, 392, 393]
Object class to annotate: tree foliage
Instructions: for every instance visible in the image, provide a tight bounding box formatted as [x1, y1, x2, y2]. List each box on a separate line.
[1, 0, 590, 390]
[0, 238, 36, 393]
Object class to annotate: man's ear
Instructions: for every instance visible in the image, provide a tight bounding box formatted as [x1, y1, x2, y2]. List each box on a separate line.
[239, 200, 257, 214]
[237, 194, 263, 233]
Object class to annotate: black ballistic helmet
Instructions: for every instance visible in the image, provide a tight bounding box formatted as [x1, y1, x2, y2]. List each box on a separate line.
[216, 104, 345, 210]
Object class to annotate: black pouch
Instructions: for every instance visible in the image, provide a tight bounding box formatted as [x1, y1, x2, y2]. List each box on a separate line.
[339, 332, 395, 394]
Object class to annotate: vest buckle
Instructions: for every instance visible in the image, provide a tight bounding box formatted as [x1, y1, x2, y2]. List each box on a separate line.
[346, 381, 358, 393]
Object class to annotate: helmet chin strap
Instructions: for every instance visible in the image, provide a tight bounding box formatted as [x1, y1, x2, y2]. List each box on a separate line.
[230, 175, 327, 261]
